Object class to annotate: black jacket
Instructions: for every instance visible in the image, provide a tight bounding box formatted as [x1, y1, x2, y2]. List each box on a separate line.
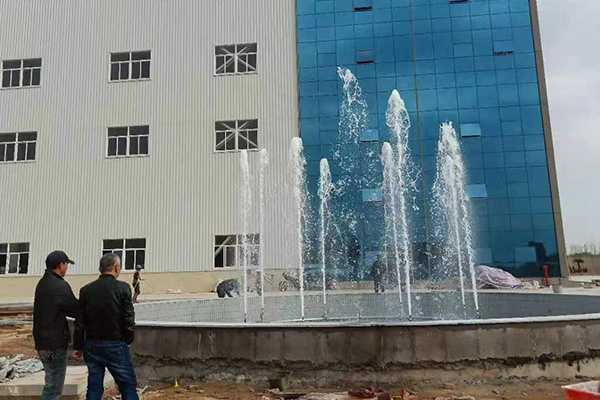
[73, 275, 135, 350]
[33, 270, 80, 350]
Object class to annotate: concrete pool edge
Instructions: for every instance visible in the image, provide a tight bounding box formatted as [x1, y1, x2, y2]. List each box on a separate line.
[135, 312, 600, 329]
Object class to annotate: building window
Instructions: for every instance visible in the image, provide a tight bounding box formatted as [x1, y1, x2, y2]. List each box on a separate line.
[460, 124, 482, 137]
[214, 234, 260, 268]
[215, 43, 257, 75]
[2, 59, 41, 88]
[467, 184, 488, 199]
[110, 51, 151, 81]
[102, 238, 146, 270]
[356, 49, 375, 64]
[0, 132, 37, 162]
[107, 126, 149, 157]
[362, 188, 383, 203]
[215, 120, 258, 152]
[353, 0, 373, 11]
[0, 243, 29, 275]
[493, 41, 514, 56]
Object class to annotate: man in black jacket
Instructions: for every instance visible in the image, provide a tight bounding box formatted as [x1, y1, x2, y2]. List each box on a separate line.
[33, 250, 78, 400]
[73, 253, 138, 400]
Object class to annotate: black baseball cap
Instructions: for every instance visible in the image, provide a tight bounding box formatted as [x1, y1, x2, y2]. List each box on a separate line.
[45, 250, 75, 270]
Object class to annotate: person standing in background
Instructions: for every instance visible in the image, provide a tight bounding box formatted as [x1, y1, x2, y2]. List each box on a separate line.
[132, 265, 143, 303]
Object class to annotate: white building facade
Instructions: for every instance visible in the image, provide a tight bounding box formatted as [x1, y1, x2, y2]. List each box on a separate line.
[0, 0, 299, 295]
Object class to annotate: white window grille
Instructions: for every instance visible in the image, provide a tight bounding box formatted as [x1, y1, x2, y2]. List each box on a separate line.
[0, 132, 37, 162]
[214, 234, 260, 268]
[0, 243, 30, 275]
[215, 120, 258, 152]
[102, 238, 146, 271]
[110, 51, 151, 81]
[215, 43, 257, 75]
[1, 59, 41, 88]
[107, 126, 149, 157]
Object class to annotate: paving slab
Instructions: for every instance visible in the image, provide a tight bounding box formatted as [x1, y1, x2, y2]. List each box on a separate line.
[0, 366, 114, 400]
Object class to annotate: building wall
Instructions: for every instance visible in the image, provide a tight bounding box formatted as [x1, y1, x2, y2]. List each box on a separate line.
[296, 0, 565, 278]
[0, 0, 299, 284]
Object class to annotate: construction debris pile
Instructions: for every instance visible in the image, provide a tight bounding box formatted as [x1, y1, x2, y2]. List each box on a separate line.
[0, 354, 43, 382]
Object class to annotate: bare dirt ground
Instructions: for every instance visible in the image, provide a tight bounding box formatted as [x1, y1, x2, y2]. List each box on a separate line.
[139, 381, 568, 400]
[0, 317, 570, 399]
[0, 313, 36, 358]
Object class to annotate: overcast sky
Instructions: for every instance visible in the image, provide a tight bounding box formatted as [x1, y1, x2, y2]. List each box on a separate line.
[538, 0, 600, 247]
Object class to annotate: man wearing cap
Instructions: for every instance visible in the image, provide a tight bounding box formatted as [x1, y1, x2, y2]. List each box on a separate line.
[33, 250, 79, 400]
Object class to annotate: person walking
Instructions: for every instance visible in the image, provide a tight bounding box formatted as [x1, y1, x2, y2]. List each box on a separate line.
[73, 253, 138, 400]
[33, 250, 78, 400]
[131, 265, 143, 303]
[370, 254, 386, 294]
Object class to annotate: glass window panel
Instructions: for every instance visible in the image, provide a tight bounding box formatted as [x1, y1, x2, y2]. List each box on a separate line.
[129, 136, 139, 155]
[2, 71, 10, 87]
[140, 136, 148, 155]
[108, 138, 117, 156]
[10, 243, 28, 252]
[18, 132, 37, 141]
[16, 143, 26, 161]
[111, 53, 130, 62]
[26, 142, 36, 160]
[247, 54, 257, 70]
[136, 250, 145, 267]
[225, 247, 236, 267]
[117, 137, 127, 155]
[248, 131, 258, 149]
[0, 133, 16, 142]
[214, 248, 224, 268]
[125, 250, 135, 270]
[216, 45, 236, 55]
[237, 57, 248, 73]
[103, 239, 124, 249]
[141, 61, 150, 78]
[126, 238, 146, 248]
[23, 58, 41, 68]
[129, 126, 148, 136]
[132, 51, 151, 60]
[110, 64, 119, 81]
[11, 70, 20, 87]
[225, 58, 236, 73]
[131, 62, 141, 79]
[0, 244, 7, 253]
[0, 254, 5, 274]
[18, 253, 28, 274]
[119, 63, 129, 80]
[108, 127, 127, 137]
[8, 254, 18, 273]
[22, 69, 32, 86]
[5, 143, 15, 161]
[3, 60, 21, 69]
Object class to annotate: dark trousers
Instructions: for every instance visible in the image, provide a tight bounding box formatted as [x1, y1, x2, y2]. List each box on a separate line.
[373, 275, 385, 293]
[38, 349, 68, 400]
[84, 340, 139, 400]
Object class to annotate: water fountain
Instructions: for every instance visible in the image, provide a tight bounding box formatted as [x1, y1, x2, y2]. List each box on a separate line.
[258, 148, 269, 320]
[381, 143, 404, 314]
[432, 122, 480, 316]
[384, 90, 418, 320]
[318, 158, 333, 317]
[239, 150, 251, 322]
[289, 137, 307, 321]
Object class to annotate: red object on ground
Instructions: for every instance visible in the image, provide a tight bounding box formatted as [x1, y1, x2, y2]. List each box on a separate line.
[564, 382, 600, 399]
[543, 264, 550, 287]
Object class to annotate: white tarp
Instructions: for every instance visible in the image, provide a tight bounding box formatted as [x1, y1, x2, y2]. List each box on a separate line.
[0, 355, 43, 382]
[475, 265, 539, 290]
